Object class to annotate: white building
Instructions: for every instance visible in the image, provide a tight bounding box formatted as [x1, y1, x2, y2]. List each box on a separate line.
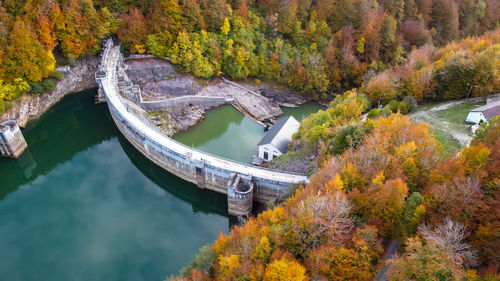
[466, 101, 500, 124]
[257, 116, 300, 162]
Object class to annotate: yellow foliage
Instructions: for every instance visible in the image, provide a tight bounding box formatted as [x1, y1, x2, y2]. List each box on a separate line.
[372, 171, 385, 187]
[134, 44, 147, 54]
[263, 258, 308, 281]
[0, 78, 31, 100]
[395, 141, 417, 160]
[218, 254, 241, 280]
[213, 232, 229, 255]
[324, 174, 344, 192]
[254, 236, 272, 262]
[221, 17, 230, 36]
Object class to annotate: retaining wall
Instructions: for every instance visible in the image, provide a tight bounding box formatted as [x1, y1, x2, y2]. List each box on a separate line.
[140, 96, 230, 111]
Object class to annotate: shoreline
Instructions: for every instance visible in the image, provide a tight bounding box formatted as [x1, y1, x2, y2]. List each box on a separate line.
[122, 57, 315, 136]
[0, 57, 99, 128]
[1, 55, 322, 131]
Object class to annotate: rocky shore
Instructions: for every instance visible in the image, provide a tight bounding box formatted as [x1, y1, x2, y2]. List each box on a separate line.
[0, 57, 99, 127]
[123, 57, 309, 135]
[0, 55, 310, 135]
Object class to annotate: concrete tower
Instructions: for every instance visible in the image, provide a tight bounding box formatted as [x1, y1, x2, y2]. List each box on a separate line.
[0, 120, 28, 158]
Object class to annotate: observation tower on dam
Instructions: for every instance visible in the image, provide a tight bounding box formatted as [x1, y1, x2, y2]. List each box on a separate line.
[96, 39, 309, 216]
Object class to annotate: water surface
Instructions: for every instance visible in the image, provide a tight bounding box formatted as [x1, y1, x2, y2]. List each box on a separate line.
[0, 89, 231, 281]
[174, 102, 323, 163]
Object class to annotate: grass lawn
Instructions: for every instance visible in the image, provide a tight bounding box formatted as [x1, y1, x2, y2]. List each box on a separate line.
[409, 100, 484, 155]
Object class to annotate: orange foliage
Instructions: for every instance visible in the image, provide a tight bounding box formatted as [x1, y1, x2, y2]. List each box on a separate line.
[117, 8, 148, 54]
[305, 246, 373, 281]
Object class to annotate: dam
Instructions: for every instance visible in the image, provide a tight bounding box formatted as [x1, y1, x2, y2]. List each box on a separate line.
[96, 39, 309, 216]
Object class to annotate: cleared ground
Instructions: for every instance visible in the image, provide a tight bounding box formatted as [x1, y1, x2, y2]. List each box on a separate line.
[409, 99, 485, 155]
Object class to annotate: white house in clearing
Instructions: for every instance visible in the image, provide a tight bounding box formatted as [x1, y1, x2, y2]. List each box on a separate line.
[257, 116, 300, 162]
[466, 100, 500, 124]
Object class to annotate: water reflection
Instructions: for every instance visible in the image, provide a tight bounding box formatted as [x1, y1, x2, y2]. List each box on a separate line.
[174, 102, 324, 163]
[0, 89, 231, 281]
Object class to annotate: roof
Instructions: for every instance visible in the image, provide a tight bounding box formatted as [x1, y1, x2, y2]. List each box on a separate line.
[470, 101, 500, 121]
[258, 116, 300, 153]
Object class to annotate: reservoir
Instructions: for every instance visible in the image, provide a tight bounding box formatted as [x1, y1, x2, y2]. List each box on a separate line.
[0, 89, 320, 280]
[174, 102, 322, 163]
[0, 89, 231, 281]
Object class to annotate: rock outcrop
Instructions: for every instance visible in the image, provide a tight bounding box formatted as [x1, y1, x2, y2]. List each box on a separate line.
[121, 57, 310, 135]
[0, 57, 99, 127]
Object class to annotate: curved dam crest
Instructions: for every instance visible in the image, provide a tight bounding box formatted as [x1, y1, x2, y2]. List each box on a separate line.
[96, 40, 309, 216]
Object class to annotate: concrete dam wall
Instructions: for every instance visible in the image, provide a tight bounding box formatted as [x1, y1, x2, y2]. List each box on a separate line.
[96, 40, 309, 216]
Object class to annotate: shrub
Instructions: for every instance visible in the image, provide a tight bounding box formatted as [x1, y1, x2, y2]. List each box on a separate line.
[368, 108, 391, 119]
[67, 54, 77, 67]
[52, 71, 64, 80]
[397, 101, 411, 114]
[386, 100, 400, 113]
[0, 99, 5, 114]
[29, 82, 45, 94]
[402, 95, 418, 109]
[363, 72, 398, 105]
[5, 101, 12, 111]
[42, 79, 56, 91]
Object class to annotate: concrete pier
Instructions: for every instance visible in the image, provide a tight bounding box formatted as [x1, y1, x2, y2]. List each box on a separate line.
[0, 120, 28, 158]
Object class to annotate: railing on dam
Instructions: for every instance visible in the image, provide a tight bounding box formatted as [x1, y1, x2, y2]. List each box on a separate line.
[96, 39, 309, 212]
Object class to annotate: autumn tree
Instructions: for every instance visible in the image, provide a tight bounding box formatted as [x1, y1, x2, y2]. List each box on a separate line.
[3, 18, 55, 82]
[52, 1, 97, 58]
[147, 0, 184, 47]
[181, 0, 205, 32]
[388, 219, 477, 280]
[284, 191, 353, 257]
[387, 237, 465, 280]
[199, 0, 229, 32]
[36, 14, 57, 51]
[263, 258, 308, 281]
[305, 246, 374, 281]
[117, 8, 148, 53]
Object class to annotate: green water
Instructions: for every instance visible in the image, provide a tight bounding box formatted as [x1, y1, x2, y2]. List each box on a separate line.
[0, 89, 232, 281]
[281, 102, 323, 122]
[174, 102, 323, 163]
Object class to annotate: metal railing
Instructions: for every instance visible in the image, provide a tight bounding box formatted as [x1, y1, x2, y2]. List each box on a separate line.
[97, 40, 309, 182]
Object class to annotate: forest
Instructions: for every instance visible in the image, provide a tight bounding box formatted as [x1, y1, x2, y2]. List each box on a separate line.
[177, 96, 500, 281]
[1, 0, 500, 113]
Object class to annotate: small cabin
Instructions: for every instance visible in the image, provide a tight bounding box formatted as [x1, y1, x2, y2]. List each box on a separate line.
[257, 116, 300, 162]
[466, 101, 500, 124]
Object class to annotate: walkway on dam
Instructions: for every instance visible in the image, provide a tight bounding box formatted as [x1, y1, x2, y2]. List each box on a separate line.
[98, 40, 309, 188]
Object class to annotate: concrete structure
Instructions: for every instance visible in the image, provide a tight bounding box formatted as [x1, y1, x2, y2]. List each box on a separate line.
[227, 173, 254, 216]
[466, 101, 500, 124]
[0, 120, 28, 158]
[96, 39, 309, 216]
[257, 116, 300, 161]
[140, 96, 232, 112]
[113, 57, 233, 113]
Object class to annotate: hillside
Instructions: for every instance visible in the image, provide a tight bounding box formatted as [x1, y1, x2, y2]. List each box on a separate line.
[176, 105, 500, 281]
[2, 0, 500, 113]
